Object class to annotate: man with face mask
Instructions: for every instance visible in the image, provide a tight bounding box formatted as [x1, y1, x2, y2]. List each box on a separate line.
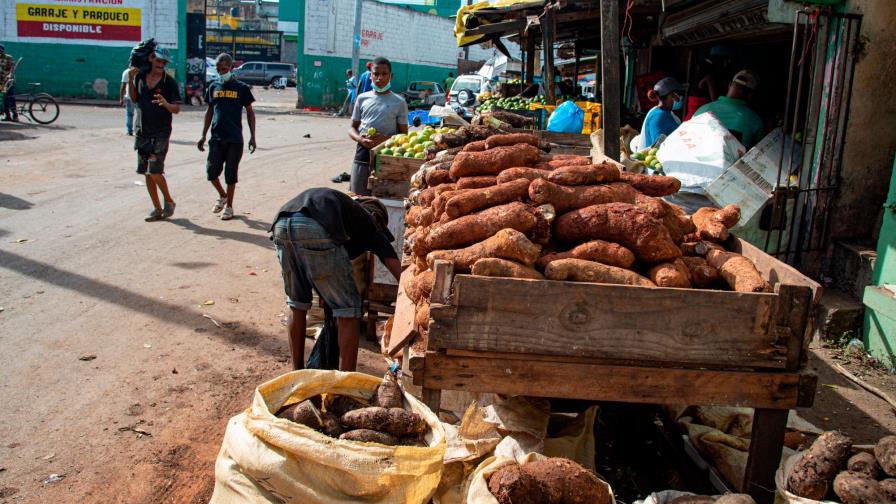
[348, 56, 409, 195]
[197, 53, 256, 221]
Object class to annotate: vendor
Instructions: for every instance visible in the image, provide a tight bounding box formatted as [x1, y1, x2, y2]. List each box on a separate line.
[693, 69, 764, 149]
[270, 188, 402, 372]
[640, 77, 687, 149]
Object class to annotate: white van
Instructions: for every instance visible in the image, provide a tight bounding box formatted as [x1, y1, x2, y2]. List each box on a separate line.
[448, 74, 487, 119]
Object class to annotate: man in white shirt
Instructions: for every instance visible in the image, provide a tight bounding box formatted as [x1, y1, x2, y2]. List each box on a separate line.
[119, 68, 134, 136]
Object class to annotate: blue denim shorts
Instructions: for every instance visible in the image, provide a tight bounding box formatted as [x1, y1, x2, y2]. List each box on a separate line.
[273, 213, 362, 318]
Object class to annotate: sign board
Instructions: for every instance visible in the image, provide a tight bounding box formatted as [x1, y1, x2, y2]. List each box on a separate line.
[3, 1, 178, 47]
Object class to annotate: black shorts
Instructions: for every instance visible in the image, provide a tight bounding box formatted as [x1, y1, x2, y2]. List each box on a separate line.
[135, 134, 170, 175]
[206, 140, 244, 185]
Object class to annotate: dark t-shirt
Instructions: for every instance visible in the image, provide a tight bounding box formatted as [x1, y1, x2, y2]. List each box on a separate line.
[204, 79, 255, 144]
[270, 188, 397, 261]
[135, 73, 181, 137]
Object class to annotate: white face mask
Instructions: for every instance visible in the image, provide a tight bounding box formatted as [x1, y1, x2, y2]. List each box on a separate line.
[219, 71, 233, 82]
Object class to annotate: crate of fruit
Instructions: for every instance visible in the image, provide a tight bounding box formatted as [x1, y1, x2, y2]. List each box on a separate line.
[372, 126, 456, 181]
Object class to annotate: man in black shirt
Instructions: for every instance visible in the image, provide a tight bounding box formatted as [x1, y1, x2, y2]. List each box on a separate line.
[127, 47, 181, 222]
[270, 188, 402, 371]
[198, 53, 257, 221]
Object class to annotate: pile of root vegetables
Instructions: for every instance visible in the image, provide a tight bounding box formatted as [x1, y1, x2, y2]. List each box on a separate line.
[403, 132, 772, 338]
[275, 373, 428, 446]
[786, 431, 896, 503]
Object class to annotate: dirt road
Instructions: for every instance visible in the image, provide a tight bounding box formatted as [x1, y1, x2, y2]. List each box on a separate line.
[0, 90, 389, 503]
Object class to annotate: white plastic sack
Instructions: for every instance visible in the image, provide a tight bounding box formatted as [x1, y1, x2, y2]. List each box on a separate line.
[774, 452, 839, 504]
[658, 112, 746, 193]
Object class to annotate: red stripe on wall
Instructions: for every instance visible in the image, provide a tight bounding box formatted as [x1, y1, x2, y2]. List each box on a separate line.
[17, 20, 141, 41]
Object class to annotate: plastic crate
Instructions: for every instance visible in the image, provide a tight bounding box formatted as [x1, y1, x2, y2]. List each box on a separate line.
[407, 109, 441, 126]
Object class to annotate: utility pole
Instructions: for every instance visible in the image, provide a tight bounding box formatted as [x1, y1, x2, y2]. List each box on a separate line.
[351, 0, 363, 77]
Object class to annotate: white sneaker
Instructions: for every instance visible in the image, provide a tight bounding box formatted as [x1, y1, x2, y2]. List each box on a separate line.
[212, 197, 226, 213]
[221, 207, 234, 220]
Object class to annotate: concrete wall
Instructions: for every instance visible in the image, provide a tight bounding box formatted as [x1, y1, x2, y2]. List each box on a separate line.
[829, 0, 896, 244]
[1, 0, 185, 98]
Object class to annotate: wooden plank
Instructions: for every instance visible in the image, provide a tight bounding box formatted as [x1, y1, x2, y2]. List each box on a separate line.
[743, 408, 789, 504]
[422, 388, 442, 413]
[430, 260, 454, 305]
[465, 18, 526, 37]
[386, 268, 418, 356]
[774, 284, 814, 370]
[422, 352, 816, 409]
[430, 275, 788, 369]
[542, 7, 556, 104]
[377, 156, 423, 181]
[729, 236, 822, 304]
[368, 177, 409, 199]
[368, 282, 398, 305]
[599, 0, 620, 161]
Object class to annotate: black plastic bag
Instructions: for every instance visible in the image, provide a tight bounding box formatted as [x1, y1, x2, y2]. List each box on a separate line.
[129, 38, 157, 74]
[305, 304, 340, 370]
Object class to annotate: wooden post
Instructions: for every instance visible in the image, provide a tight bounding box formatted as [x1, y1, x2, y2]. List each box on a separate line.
[600, 0, 620, 160]
[526, 33, 536, 85]
[542, 7, 556, 103]
[743, 408, 789, 504]
[573, 42, 581, 96]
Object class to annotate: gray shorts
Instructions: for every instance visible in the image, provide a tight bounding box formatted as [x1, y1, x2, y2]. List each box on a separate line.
[135, 135, 170, 175]
[349, 161, 371, 196]
[273, 213, 362, 318]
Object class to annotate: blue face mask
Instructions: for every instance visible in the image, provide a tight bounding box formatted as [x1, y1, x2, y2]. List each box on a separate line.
[372, 81, 391, 93]
[672, 97, 683, 111]
[219, 71, 233, 82]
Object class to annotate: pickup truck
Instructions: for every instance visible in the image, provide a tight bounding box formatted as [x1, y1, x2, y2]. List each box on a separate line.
[403, 81, 446, 107]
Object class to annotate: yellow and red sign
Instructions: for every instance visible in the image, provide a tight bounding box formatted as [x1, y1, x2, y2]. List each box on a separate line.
[16, 3, 142, 42]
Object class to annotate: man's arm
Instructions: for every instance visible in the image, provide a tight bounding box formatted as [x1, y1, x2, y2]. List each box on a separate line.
[381, 256, 402, 281]
[349, 119, 376, 149]
[119, 82, 127, 106]
[246, 103, 256, 153]
[197, 105, 213, 151]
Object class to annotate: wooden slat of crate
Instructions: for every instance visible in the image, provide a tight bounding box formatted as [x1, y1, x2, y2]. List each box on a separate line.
[377, 155, 424, 181]
[368, 176, 409, 199]
[429, 275, 787, 368]
[385, 268, 418, 356]
[421, 351, 818, 409]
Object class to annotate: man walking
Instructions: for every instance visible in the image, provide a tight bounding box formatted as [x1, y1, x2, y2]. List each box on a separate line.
[120, 67, 134, 135]
[348, 56, 408, 195]
[127, 47, 181, 222]
[337, 69, 358, 117]
[198, 53, 256, 221]
[0, 44, 18, 122]
[270, 188, 401, 371]
[444, 71, 455, 93]
[357, 61, 373, 94]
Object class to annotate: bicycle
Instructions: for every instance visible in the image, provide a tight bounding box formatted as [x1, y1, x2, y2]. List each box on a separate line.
[2, 58, 60, 125]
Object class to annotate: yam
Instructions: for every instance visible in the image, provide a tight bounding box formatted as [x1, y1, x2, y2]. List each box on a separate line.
[547, 156, 592, 168]
[545, 258, 656, 287]
[277, 399, 323, 430]
[321, 412, 344, 437]
[341, 407, 427, 436]
[433, 132, 467, 149]
[457, 176, 498, 189]
[681, 240, 724, 257]
[444, 178, 531, 219]
[371, 373, 404, 409]
[426, 202, 538, 250]
[786, 430, 853, 500]
[427, 228, 541, 270]
[411, 225, 432, 258]
[462, 140, 488, 152]
[693, 205, 741, 242]
[833, 472, 886, 504]
[669, 497, 716, 504]
[522, 458, 612, 504]
[484, 133, 540, 150]
[878, 436, 896, 477]
[433, 188, 476, 219]
[415, 302, 430, 331]
[488, 463, 545, 504]
[450, 144, 541, 178]
[405, 270, 434, 304]
[530, 203, 556, 246]
[535, 240, 636, 270]
[529, 179, 639, 213]
[648, 258, 692, 288]
[326, 395, 369, 417]
[419, 183, 456, 207]
[472, 258, 544, 279]
[659, 200, 697, 244]
[705, 249, 772, 293]
[406, 205, 434, 227]
[339, 429, 399, 445]
[681, 256, 720, 289]
[554, 203, 682, 263]
[619, 171, 682, 196]
[425, 169, 453, 187]
[547, 163, 621, 186]
[715, 495, 756, 504]
[880, 479, 896, 501]
[847, 452, 882, 480]
[497, 167, 553, 184]
[784, 431, 808, 450]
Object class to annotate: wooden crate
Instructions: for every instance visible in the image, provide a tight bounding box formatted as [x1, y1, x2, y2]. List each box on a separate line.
[371, 142, 425, 181]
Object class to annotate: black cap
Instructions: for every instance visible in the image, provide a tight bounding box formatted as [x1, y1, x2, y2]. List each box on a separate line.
[653, 77, 688, 97]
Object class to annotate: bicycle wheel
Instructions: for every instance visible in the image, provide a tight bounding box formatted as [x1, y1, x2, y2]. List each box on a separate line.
[29, 93, 59, 124]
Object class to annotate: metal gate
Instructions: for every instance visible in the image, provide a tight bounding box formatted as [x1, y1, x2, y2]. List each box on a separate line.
[765, 8, 862, 271]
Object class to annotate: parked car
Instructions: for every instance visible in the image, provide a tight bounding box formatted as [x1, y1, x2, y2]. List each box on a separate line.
[447, 74, 487, 118]
[404, 81, 446, 107]
[205, 57, 217, 84]
[233, 61, 297, 87]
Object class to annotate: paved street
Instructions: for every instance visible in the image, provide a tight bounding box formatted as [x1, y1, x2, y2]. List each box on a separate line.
[0, 89, 387, 503]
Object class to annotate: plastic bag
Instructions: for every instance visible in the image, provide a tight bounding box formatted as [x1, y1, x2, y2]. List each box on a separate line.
[129, 38, 157, 75]
[211, 370, 446, 504]
[547, 101, 585, 133]
[305, 304, 339, 370]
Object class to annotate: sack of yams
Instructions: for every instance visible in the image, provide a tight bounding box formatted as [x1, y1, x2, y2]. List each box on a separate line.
[402, 133, 772, 334]
[275, 371, 429, 446]
[779, 431, 896, 503]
